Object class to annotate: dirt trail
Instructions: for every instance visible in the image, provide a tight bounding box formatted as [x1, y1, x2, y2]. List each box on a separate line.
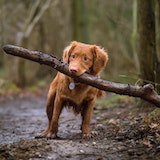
[0, 93, 159, 160]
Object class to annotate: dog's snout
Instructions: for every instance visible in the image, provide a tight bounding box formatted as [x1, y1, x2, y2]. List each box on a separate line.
[70, 67, 78, 74]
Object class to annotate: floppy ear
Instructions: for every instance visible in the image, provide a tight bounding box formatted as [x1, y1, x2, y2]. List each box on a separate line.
[92, 45, 108, 75]
[63, 41, 77, 63]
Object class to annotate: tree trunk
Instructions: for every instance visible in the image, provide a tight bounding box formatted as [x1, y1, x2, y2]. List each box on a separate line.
[71, 0, 90, 43]
[137, 0, 157, 86]
[131, 0, 139, 71]
[137, 0, 160, 122]
[156, 0, 160, 58]
[15, 0, 52, 87]
[0, 1, 5, 67]
[155, 0, 160, 94]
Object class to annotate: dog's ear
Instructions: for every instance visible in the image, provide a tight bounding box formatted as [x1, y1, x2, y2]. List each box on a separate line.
[63, 41, 77, 63]
[92, 45, 108, 75]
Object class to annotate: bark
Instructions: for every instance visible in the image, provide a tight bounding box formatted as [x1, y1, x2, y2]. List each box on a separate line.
[155, 0, 160, 93]
[137, 0, 157, 84]
[0, 1, 5, 67]
[156, 0, 160, 58]
[2, 44, 160, 107]
[71, 0, 90, 42]
[131, 0, 139, 71]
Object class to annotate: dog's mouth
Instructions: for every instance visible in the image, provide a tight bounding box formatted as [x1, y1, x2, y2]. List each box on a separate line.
[69, 70, 91, 77]
[69, 68, 84, 76]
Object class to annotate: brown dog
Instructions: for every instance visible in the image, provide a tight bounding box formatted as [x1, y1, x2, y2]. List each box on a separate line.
[38, 41, 108, 139]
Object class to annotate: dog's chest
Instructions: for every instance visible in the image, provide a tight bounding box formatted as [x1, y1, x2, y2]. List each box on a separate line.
[69, 84, 88, 100]
[61, 83, 90, 105]
[63, 97, 88, 114]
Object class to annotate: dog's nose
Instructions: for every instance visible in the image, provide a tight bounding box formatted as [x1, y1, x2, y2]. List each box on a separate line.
[70, 68, 78, 74]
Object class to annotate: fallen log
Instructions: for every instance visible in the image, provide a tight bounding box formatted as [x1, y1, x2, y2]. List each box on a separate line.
[2, 44, 160, 107]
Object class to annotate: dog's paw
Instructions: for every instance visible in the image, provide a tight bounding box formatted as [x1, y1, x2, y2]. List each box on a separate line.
[82, 131, 98, 140]
[35, 132, 46, 139]
[82, 132, 93, 140]
[35, 130, 57, 139]
[35, 129, 48, 139]
[46, 132, 58, 139]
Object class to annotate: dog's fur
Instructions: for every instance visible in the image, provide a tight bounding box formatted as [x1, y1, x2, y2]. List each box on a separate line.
[38, 41, 108, 138]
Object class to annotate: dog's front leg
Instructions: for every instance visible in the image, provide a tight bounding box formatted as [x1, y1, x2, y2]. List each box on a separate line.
[44, 94, 63, 139]
[81, 99, 95, 139]
[36, 94, 63, 139]
[35, 85, 57, 139]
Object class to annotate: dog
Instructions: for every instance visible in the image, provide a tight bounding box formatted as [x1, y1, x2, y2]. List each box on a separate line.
[37, 41, 108, 139]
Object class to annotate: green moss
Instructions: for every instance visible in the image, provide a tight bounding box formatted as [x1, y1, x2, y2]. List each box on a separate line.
[27, 85, 38, 92]
[37, 79, 47, 87]
[27, 80, 47, 92]
[0, 79, 20, 95]
[96, 94, 133, 109]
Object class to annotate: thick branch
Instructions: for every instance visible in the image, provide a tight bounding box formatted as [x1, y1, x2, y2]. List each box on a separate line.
[2, 45, 160, 107]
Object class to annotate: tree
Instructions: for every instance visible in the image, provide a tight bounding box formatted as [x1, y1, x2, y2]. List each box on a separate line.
[131, 0, 139, 71]
[155, 0, 160, 93]
[137, 0, 160, 94]
[0, 0, 5, 67]
[71, 0, 90, 43]
[15, 0, 52, 87]
[137, 0, 160, 123]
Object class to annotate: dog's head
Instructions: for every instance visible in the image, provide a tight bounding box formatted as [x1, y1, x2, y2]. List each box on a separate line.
[63, 41, 108, 76]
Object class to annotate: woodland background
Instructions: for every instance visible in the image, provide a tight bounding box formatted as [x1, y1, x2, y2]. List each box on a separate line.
[0, 1, 160, 159]
[0, 0, 160, 95]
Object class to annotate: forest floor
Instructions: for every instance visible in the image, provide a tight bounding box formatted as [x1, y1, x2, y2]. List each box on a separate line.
[0, 90, 160, 160]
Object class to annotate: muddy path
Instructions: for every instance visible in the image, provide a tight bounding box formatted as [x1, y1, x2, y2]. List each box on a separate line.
[0, 93, 160, 160]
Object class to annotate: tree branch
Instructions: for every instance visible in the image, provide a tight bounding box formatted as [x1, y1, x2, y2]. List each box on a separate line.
[24, 0, 52, 38]
[2, 45, 160, 107]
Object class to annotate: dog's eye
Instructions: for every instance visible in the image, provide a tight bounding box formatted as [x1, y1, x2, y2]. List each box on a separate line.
[71, 55, 75, 59]
[83, 56, 88, 61]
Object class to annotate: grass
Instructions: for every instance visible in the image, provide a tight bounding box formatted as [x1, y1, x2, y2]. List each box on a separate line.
[0, 79, 21, 95]
[0, 78, 48, 96]
[96, 94, 134, 109]
[27, 79, 48, 93]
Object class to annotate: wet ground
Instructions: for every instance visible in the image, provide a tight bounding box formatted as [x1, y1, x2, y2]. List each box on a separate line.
[0, 92, 160, 160]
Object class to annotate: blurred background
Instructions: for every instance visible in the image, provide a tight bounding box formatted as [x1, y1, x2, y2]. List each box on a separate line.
[1, 1, 160, 157]
[0, 0, 159, 94]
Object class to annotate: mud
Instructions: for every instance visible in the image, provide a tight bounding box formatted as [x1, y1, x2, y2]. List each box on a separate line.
[0, 93, 160, 160]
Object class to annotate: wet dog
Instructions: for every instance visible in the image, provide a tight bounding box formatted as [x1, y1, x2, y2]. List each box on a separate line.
[37, 41, 108, 139]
